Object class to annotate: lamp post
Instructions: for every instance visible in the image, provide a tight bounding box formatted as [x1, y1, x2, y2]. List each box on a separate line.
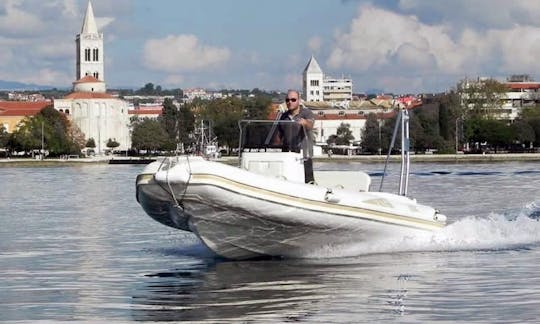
[378, 114, 382, 155]
[455, 117, 459, 154]
[41, 121, 44, 160]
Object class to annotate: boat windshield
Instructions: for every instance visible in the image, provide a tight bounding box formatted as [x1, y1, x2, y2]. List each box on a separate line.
[238, 120, 312, 157]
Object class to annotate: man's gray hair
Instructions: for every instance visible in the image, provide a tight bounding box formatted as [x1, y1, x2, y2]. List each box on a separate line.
[287, 89, 301, 98]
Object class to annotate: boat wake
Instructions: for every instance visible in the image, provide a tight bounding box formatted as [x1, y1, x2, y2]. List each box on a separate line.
[303, 201, 540, 258]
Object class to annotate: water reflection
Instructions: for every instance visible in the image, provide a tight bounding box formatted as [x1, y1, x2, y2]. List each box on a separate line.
[132, 259, 327, 322]
[131, 253, 453, 322]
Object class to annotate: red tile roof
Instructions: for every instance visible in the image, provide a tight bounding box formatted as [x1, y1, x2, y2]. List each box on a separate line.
[0, 101, 51, 116]
[74, 75, 103, 83]
[506, 82, 540, 90]
[64, 92, 114, 99]
[268, 109, 397, 120]
[128, 109, 163, 116]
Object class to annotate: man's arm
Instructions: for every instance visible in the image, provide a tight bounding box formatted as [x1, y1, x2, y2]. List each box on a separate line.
[297, 117, 314, 130]
[298, 108, 315, 130]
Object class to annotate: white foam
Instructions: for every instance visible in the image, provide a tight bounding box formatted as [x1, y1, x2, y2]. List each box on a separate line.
[305, 209, 540, 258]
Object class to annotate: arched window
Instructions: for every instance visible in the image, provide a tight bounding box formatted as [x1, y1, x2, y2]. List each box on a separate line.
[65, 109, 70, 115]
[85, 48, 91, 61]
[93, 48, 99, 61]
[59, 109, 64, 113]
[93, 72, 99, 79]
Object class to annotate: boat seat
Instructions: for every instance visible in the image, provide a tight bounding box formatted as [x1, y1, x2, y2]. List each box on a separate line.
[314, 170, 371, 192]
[240, 151, 306, 183]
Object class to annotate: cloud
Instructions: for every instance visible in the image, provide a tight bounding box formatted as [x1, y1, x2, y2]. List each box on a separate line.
[327, 4, 462, 73]
[0, 1, 45, 37]
[8, 68, 72, 86]
[283, 72, 302, 91]
[35, 42, 72, 60]
[33, 68, 72, 85]
[96, 17, 115, 31]
[163, 74, 185, 87]
[307, 36, 322, 53]
[142, 34, 231, 72]
[326, 3, 540, 93]
[397, 0, 540, 30]
[458, 26, 540, 75]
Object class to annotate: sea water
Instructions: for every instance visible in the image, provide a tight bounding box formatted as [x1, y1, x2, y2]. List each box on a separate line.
[1, 161, 540, 322]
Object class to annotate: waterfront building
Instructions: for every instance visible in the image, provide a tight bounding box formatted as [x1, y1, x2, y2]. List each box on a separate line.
[53, 1, 130, 154]
[0, 101, 51, 133]
[302, 56, 353, 105]
[458, 75, 540, 121]
[128, 104, 163, 120]
[502, 75, 540, 120]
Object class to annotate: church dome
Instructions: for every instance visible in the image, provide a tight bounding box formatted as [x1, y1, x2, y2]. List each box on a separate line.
[73, 75, 106, 93]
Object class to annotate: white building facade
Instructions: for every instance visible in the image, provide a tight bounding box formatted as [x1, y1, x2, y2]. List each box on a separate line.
[54, 1, 130, 154]
[302, 56, 324, 102]
[302, 56, 353, 104]
[458, 76, 540, 121]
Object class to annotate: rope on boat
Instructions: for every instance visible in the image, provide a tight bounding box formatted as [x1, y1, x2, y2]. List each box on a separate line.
[165, 156, 192, 211]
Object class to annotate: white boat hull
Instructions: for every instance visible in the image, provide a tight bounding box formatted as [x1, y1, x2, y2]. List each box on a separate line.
[136, 156, 446, 259]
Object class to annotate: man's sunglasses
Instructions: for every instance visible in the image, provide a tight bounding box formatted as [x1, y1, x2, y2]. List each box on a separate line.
[285, 98, 297, 103]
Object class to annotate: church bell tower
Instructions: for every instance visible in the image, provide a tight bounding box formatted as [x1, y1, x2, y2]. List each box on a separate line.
[75, 1, 104, 82]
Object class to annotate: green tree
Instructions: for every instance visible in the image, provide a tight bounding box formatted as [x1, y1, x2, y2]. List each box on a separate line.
[465, 118, 513, 152]
[458, 78, 508, 119]
[38, 106, 82, 155]
[409, 105, 448, 152]
[106, 138, 120, 149]
[160, 98, 179, 145]
[131, 118, 171, 152]
[200, 97, 244, 152]
[86, 138, 96, 148]
[244, 95, 272, 120]
[521, 105, 540, 146]
[438, 91, 462, 141]
[334, 123, 354, 145]
[178, 101, 196, 151]
[8, 117, 42, 153]
[9, 106, 82, 156]
[138, 83, 155, 95]
[510, 120, 535, 147]
[360, 113, 382, 153]
[0, 124, 8, 149]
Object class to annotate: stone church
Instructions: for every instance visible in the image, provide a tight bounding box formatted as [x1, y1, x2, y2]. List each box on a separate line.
[54, 1, 130, 154]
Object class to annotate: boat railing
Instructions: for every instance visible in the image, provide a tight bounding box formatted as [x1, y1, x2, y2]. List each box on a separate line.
[379, 107, 410, 196]
[238, 119, 312, 159]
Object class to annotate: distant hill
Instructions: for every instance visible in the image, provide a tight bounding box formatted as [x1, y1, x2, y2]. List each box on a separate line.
[0, 80, 57, 91]
[365, 88, 385, 96]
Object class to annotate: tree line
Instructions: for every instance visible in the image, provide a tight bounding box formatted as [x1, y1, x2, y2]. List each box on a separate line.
[2, 79, 540, 157]
[130, 95, 272, 155]
[359, 88, 540, 154]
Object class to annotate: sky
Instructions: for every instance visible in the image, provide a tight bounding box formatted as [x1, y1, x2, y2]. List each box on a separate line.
[1, 0, 540, 94]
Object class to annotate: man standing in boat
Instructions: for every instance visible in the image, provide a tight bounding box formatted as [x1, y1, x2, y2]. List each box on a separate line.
[279, 90, 315, 183]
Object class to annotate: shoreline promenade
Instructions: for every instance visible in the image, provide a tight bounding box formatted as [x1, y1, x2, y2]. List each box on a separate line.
[2, 153, 540, 167]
